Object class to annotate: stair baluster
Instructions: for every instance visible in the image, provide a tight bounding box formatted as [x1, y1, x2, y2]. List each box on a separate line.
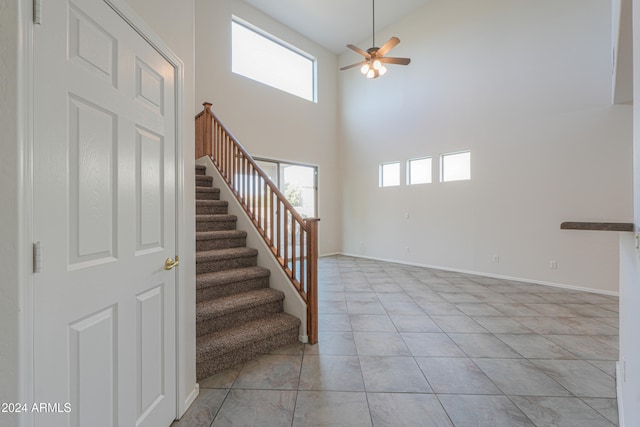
[195, 102, 319, 345]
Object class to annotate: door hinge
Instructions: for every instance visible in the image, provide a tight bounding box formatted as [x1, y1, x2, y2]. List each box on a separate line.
[33, 241, 42, 273]
[33, 0, 41, 25]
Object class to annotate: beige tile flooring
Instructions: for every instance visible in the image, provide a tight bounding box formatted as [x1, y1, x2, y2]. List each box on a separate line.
[173, 255, 619, 426]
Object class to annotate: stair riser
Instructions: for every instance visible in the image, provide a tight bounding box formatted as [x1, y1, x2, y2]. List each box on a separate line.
[196, 189, 220, 200]
[196, 327, 299, 381]
[196, 205, 228, 215]
[197, 301, 283, 337]
[196, 237, 246, 251]
[196, 220, 237, 232]
[196, 176, 213, 187]
[197, 276, 269, 302]
[196, 256, 257, 274]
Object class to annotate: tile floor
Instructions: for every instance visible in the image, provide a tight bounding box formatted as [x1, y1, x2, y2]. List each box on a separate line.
[173, 255, 619, 427]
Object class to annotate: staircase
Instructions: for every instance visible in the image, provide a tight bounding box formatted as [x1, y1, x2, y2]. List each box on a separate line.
[195, 165, 301, 380]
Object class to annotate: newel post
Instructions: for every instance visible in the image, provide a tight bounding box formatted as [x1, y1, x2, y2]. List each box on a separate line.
[195, 102, 213, 159]
[305, 218, 320, 344]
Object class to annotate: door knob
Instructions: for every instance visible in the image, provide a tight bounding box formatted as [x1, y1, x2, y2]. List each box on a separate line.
[164, 256, 179, 270]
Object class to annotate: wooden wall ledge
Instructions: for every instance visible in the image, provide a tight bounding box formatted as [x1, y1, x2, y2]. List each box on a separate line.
[561, 222, 634, 232]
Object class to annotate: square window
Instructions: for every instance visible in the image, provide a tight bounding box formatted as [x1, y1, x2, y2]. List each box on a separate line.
[440, 151, 471, 182]
[380, 162, 401, 187]
[407, 157, 432, 185]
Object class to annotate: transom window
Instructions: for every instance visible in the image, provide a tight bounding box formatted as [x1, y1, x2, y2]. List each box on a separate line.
[231, 18, 316, 102]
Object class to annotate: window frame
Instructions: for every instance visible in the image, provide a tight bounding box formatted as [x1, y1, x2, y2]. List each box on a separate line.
[254, 157, 318, 218]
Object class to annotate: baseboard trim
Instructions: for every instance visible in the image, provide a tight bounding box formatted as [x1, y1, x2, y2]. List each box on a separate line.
[320, 252, 341, 258]
[299, 335, 309, 344]
[178, 383, 199, 420]
[617, 361, 625, 427]
[338, 252, 619, 297]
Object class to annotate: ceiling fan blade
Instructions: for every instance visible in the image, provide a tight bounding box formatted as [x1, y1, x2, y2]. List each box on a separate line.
[376, 36, 400, 57]
[380, 57, 411, 65]
[340, 61, 368, 71]
[347, 44, 371, 58]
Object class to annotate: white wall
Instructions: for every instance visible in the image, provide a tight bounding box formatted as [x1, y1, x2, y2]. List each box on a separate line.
[195, 0, 341, 256]
[123, 0, 198, 415]
[0, 1, 26, 425]
[339, 0, 633, 293]
[619, 1, 640, 424]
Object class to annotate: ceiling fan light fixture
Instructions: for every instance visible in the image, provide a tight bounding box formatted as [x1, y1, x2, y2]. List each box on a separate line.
[339, 0, 411, 78]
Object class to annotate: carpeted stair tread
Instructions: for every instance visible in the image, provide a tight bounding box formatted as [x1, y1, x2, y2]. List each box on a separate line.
[196, 175, 213, 187]
[196, 200, 228, 215]
[196, 230, 247, 251]
[196, 290, 285, 337]
[196, 214, 237, 232]
[195, 165, 207, 175]
[196, 247, 258, 274]
[197, 288, 284, 320]
[196, 266, 271, 302]
[196, 312, 300, 363]
[196, 327, 299, 380]
[196, 200, 228, 208]
[195, 187, 219, 193]
[197, 247, 258, 262]
[197, 230, 247, 241]
[196, 187, 220, 200]
[196, 266, 270, 289]
[196, 214, 237, 223]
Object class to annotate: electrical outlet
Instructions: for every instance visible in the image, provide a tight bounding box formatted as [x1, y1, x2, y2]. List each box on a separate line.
[550, 260, 558, 269]
[492, 255, 500, 262]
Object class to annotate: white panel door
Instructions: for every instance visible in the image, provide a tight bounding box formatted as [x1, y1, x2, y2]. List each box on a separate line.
[33, 1, 177, 426]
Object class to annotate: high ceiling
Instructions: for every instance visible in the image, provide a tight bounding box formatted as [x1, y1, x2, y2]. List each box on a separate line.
[241, 0, 431, 54]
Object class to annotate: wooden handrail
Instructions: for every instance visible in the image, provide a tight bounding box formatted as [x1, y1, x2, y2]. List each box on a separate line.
[561, 222, 634, 232]
[196, 102, 319, 344]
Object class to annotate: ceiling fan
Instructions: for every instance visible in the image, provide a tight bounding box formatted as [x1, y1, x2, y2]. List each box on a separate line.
[340, 0, 411, 79]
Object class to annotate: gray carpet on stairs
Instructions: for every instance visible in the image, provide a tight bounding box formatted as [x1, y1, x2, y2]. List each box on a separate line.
[194, 164, 300, 381]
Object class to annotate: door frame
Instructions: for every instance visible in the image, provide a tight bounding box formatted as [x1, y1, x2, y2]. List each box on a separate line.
[19, 0, 189, 425]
